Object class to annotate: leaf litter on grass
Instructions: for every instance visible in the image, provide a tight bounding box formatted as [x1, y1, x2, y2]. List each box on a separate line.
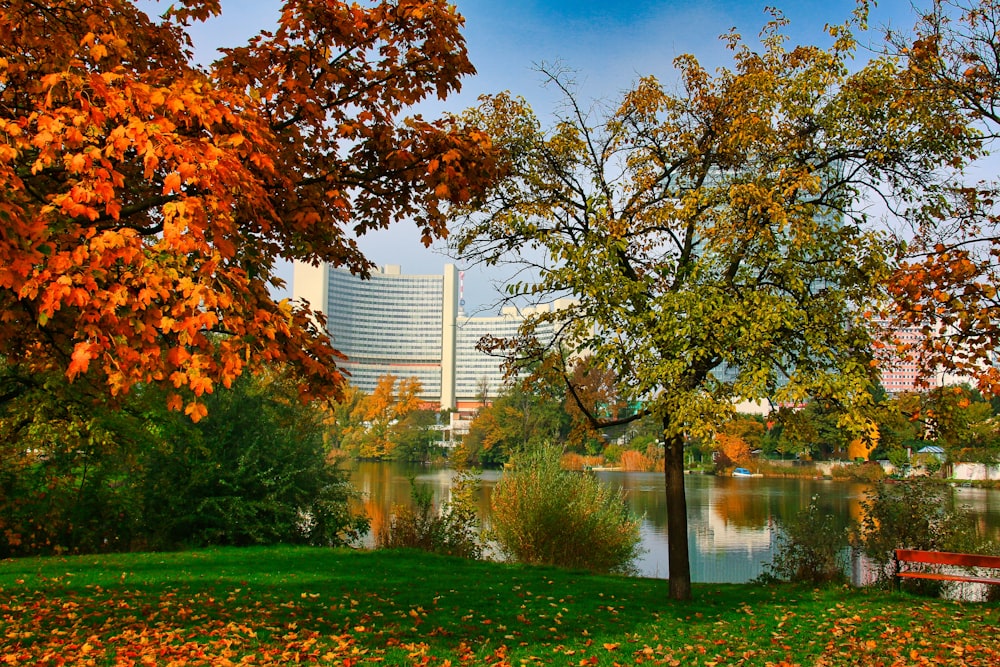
[1, 547, 998, 666]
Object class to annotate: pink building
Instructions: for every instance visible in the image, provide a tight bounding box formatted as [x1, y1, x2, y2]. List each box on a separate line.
[875, 323, 926, 395]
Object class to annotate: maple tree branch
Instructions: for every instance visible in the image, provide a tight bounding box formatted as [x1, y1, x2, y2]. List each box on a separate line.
[905, 234, 1000, 258]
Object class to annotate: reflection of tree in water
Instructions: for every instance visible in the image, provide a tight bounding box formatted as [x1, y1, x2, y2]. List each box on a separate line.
[955, 487, 1000, 543]
[710, 481, 774, 529]
[680, 477, 867, 530]
[360, 498, 388, 543]
[703, 478, 865, 533]
[351, 462, 500, 543]
[601, 473, 668, 529]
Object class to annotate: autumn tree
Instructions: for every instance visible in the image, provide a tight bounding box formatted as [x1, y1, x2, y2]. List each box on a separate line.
[391, 407, 442, 463]
[0, 0, 495, 418]
[771, 402, 850, 460]
[451, 9, 973, 600]
[713, 417, 764, 468]
[886, 0, 1000, 395]
[713, 433, 752, 468]
[462, 375, 569, 466]
[858, 386, 918, 459]
[561, 354, 627, 453]
[323, 383, 364, 453]
[340, 375, 425, 459]
[894, 384, 998, 462]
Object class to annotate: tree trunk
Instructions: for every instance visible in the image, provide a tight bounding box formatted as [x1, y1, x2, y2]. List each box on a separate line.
[663, 416, 692, 600]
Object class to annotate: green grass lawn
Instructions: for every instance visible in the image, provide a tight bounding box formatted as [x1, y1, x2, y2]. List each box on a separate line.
[1, 546, 997, 666]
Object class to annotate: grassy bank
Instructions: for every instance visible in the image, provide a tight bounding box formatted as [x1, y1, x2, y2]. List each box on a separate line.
[1, 546, 997, 666]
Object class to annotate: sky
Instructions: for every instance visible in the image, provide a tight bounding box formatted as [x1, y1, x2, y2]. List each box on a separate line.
[144, 0, 920, 311]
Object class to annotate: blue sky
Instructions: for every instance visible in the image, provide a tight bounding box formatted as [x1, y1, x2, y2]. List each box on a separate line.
[146, 0, 919, 310]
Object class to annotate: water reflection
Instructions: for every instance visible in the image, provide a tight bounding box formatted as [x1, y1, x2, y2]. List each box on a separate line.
[597, 473, 868, 582]
[349, 462, 1000, 583]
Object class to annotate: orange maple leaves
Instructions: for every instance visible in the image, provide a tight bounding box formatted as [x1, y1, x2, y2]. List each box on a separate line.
[890, 243, 1000, 396]
[882, 1, 1000, 397]
[0, 0, 497, 416]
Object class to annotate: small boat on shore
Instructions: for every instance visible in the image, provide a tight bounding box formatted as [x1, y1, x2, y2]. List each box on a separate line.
[732, 467, 762, 478]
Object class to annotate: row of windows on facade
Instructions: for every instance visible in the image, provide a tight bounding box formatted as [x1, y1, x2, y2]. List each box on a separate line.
[331, 335, 443, 349]
[327, 297, 444, 308]
[327, 284, 444, 297]
[328, 302, 444, 313]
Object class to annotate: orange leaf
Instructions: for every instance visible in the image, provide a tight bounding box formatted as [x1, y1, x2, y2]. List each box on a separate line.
[163, 172, 182, 194]
[68, 342, 95, 379]
[184, 401, 208, 423]
[166, 393, 184, 412]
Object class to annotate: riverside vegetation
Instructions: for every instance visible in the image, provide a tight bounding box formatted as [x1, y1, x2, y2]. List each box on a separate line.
[0, 546, 997, 666]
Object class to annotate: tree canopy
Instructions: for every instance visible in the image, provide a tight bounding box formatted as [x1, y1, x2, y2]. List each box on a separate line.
[0, 0, 495, 418]
[451, 8, 976, 599]
[886, 0, 1000, 396]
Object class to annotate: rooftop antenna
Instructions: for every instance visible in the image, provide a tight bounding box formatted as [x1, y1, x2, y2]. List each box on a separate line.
[459, 270, 466, 315]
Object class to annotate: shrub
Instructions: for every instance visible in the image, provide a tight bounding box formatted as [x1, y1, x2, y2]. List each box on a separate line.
[829, 462, 885, 482]
[141, 373, 369, 549]
[619, 449, 655, 472]
[377, 470, 482, 560]
[489, 446, 642, 574]
[759, 497, 849, 585]
[0, 365, 368, 556]
[560, 453, 603, 470]
[856, 478, 980, 588]
[602, 444, 623, 463]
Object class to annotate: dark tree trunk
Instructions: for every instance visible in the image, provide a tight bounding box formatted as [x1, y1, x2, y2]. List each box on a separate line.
[663, 416, 691, 600]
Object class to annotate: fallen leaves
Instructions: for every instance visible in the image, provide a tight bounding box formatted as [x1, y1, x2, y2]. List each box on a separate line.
[1, 549, 999, 666]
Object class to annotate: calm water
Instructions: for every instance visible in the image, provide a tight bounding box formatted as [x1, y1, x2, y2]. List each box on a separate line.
[350, 462, 1000, 583]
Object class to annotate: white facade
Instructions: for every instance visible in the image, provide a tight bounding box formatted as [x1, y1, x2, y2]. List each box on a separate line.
[320, 264, 455, 405]
[294, 262, 563, 410]
[454, 303, 568, 410]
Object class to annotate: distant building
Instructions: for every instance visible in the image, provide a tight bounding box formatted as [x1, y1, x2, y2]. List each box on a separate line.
[293, 262, 570, 410]
[915, 445, 946, 463]
[875, 322, 926, 395]
[454, 303, 574, 411]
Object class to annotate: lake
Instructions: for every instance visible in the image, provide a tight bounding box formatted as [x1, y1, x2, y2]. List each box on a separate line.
[349, 461, 1000, 583]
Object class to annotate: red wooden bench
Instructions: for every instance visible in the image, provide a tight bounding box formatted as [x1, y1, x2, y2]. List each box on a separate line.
[894, 549, 1000, 587]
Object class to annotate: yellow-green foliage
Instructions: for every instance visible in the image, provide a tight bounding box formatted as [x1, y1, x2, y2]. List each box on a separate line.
[489, 446, 642, 574]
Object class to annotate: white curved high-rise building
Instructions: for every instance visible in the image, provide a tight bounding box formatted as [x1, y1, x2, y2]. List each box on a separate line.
[294, 262, 459, 407]
[293, 262, 572, 410]
[295, 260, 582, 411]
[453, 303, 572, 410]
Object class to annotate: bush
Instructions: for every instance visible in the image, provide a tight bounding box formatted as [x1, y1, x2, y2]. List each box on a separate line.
[142, 372, 368, 549]
[489, 446, 642, 574]
[759, 497, 849, 585]
[856, 478, 980, 588]
[376, 470, 482, 560]
[0, 363, 368, 556]
[560, 453, 603, 470]
[619, 449, 656, 471]
[829, 462, 885, 483]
